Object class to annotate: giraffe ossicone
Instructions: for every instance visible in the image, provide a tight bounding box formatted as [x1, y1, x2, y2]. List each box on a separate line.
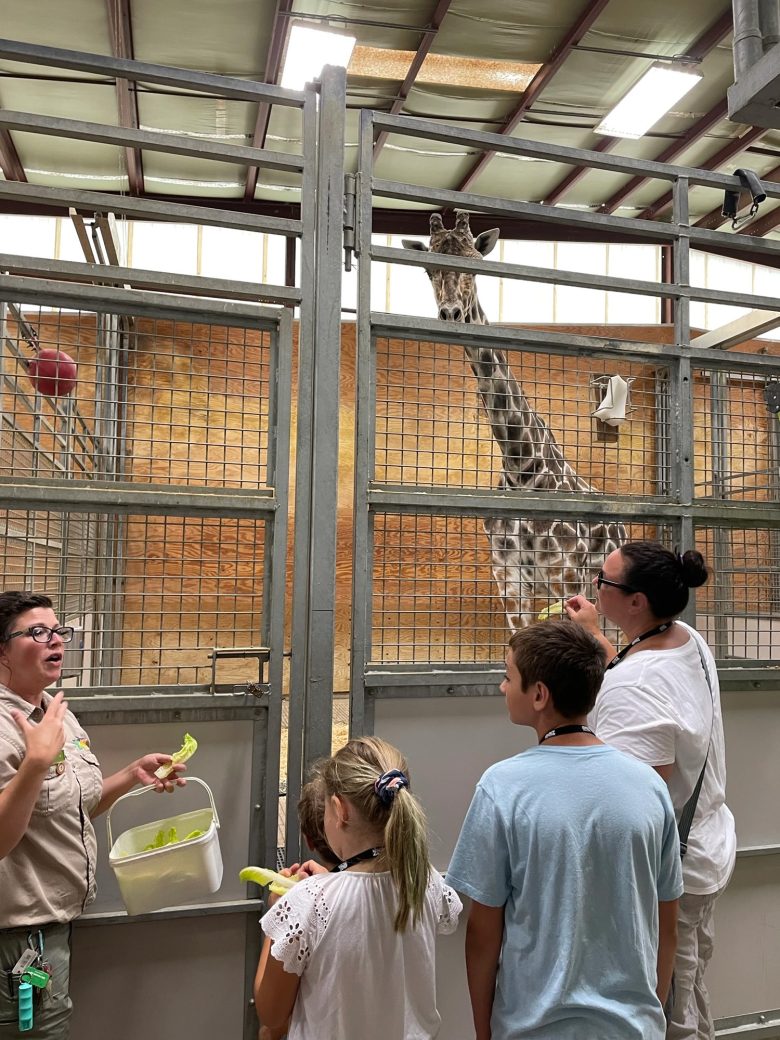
[402, 210, 626, 630]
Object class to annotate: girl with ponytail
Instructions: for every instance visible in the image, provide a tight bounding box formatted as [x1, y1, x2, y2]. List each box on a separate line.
[254, 736, 461, 1040]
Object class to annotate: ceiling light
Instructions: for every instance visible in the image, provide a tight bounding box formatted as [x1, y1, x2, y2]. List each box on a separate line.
[280, 25, 356, 91]
[595, 62, 703, 139]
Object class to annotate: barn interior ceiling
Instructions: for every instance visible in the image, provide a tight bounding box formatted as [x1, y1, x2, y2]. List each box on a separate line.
[1, 0, 780, 250]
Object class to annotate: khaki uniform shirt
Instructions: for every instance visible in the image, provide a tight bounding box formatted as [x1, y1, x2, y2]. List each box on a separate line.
[0, 685, 103, 928]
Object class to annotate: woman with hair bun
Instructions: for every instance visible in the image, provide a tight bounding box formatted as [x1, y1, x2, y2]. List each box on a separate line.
[566, 542, 736, 1040]
[254, 736, 461, 1040]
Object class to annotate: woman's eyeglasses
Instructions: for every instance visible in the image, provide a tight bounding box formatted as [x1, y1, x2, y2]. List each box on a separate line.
[596, 571, 636, 594]
[6, 625, 75, 644]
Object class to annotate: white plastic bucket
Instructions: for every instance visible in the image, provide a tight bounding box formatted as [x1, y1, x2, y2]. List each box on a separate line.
[107, 776, 223, 916]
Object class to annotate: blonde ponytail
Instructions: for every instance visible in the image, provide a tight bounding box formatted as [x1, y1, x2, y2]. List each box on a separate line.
[321, 736, 431, 932]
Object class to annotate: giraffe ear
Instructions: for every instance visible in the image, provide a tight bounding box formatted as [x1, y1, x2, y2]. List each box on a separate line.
[474, 228, 500, 257]
[401, 239, 428, 252]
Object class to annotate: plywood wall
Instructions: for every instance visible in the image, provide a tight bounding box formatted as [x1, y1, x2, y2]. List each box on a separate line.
[3, 312, 777, 690]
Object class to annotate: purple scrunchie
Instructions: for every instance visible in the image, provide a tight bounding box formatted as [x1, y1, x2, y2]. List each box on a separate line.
[374, 768, 409, 806]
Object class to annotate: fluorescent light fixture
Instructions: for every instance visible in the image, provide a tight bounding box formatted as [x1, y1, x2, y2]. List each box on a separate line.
[280, 25, 356, 91]
[595, 62, 703, 139]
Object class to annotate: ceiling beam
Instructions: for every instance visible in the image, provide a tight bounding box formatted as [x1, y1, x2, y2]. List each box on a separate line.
[544, 9, 733, 207]
[455, 0, 611, 194]
[372, 0, 453, 162]
[0, 128, 26, 181]
[105, 0, 144, 196]
[694, 162, 780, 230]
[598, 99, 729, 215]
[638, 126, 767, 221]
[244, 0, 294, 201]
[692, 309, 780, 348]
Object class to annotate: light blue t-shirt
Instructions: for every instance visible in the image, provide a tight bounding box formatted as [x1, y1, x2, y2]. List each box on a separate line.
[446, 744, 683, 1040]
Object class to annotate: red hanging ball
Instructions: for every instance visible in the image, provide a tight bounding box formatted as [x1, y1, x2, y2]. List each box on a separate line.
[27, 349, 78, 397]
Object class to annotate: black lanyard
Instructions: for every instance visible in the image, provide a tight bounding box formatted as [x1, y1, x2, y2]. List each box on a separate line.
[539, 724, 594, 744]
[330, 847, 384, 873]
[605, 621, 673, 670]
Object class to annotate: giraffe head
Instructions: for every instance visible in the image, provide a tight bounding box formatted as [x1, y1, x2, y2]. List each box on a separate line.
[402, 211, 500, 323]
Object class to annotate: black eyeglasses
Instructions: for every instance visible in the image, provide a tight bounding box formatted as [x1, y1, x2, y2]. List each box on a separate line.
[6, 625, 75, 644]
[596, 570, 636, 594]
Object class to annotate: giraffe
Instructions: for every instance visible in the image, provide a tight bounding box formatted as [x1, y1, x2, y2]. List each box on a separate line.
[402, 210, 625, 630]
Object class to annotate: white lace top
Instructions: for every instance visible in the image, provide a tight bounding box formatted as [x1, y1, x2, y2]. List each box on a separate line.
[261, 868, 461, 1040]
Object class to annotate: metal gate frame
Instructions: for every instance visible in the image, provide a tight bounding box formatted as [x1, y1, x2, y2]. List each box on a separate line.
[350, 108, 780, 1039]
[0, 41, 346, 1040]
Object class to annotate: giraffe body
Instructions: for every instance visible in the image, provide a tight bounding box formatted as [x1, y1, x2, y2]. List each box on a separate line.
[402, 211, 625, 629]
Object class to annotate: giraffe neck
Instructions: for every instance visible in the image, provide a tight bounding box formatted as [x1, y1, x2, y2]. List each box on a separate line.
[462, 291, 589, 491]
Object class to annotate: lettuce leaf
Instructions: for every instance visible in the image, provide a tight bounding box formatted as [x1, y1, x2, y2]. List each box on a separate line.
[155, 733, 198, 779]
[239, 866, 299, 895]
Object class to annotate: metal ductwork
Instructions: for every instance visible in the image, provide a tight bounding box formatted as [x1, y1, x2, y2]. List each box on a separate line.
[729, 0, 780, 127]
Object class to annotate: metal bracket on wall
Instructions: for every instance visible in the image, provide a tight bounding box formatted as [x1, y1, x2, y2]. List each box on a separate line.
[209, 646, 270, 696]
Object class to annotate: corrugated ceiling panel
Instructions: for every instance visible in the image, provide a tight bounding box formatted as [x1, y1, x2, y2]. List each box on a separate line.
[0, 80, 119, 125]
[0, 0, 109, 72]
[129, 0, 270, 76]
[295, 0, 426, 50]
[587, 0, 730, 52]
[137, 94, 256, 142]
[141, 152, 247, 197]
[13, 135, 129, 191]
[433, 0, 587, 62]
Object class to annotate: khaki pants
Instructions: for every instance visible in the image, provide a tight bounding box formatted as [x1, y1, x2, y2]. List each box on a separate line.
[0, 923, 72, 1040]
[667, 887, 724, 1040]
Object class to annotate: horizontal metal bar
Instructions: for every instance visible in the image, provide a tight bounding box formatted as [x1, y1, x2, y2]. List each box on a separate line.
[372, 313, 780, 374]
[0, 274, 284, 325]
[70, 692, 269, 726]
[372, 312, 676, 358]
[719, 669, 780, 692]
[67, 683, 268, 699]
[369, 112, 780, 198]
[736, 843, 780, 858]
[77, 898, 264, 927]
[0, 477, 277, 519]
[373, 244, 780, 313]
[0, 38, 304, 107]
[373, 178, 780, 265]
[0, 180, 302, 236]
[367, 486, 780, 528]
[372, 177, 679, 242]
[694, 310, 780, 350]
[372, 244, 681, 300]
[366, 665, 780, 694]
[716, 1009, 780, 1038]
[0, 110, 305, 172]
[0, 253, 301, 307]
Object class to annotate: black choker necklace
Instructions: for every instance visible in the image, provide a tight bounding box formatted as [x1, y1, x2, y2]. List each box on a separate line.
[330, 846, 384, 873]
[540, 724, 594, 744]
[606, 621, 673, 670]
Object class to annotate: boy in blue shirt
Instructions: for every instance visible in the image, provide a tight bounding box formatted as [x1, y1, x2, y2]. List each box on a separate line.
[447, 620, 683, 1040]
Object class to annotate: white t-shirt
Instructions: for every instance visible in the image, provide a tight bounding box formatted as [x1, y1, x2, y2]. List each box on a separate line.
[590, 622, 736, 895]
[261, 868, 461, 1040]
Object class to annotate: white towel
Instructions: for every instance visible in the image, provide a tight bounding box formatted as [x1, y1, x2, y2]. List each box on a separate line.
[592, 374, 630, 427]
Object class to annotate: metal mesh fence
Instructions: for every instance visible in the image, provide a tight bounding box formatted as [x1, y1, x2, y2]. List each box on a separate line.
[694, 526, 780, 660]
[692, 366, 780, 503]
[0, 507, 269, 688]
[1, 307, 272, 490]
[374, 336, 670, 496]
[370, 513, 671, 665]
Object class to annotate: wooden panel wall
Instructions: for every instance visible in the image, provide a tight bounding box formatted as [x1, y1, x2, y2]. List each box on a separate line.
[2, 313, 777, 690]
